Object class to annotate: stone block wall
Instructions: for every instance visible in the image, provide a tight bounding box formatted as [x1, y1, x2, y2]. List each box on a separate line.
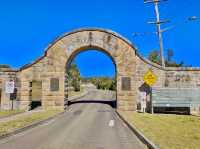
[135, 56, 200, 114]
[0, 28, 200, 113]
[165, 68, 200, 88]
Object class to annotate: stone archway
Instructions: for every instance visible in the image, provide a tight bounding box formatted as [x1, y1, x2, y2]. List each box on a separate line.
[18, 28, 138, 111]
[44, 29, 137, 111]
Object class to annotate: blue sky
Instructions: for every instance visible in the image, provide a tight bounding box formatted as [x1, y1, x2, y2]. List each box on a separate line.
[73, 50, 115, 77]
[0, 0, 200, 77]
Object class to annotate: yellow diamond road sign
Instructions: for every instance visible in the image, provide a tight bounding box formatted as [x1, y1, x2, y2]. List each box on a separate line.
[143, 69, 157, 86]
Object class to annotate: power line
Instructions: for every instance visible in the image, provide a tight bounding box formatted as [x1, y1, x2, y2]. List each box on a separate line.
[132, 1, 198, 68]
[144, 0, 168, 67]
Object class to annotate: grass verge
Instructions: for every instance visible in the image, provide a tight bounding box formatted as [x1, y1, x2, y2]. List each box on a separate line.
[119, 111, 200, 149]
[68, 87, 84, 97]
[0, 109, 63, 136]
[0, 110, 24, 118]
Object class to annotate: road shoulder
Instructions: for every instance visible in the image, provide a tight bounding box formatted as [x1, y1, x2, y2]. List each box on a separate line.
[0, 109, 64, 140]
[116, 110, 159, 149]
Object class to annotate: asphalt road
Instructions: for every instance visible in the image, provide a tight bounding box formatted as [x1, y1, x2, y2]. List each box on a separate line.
[0, 90, 145, 149]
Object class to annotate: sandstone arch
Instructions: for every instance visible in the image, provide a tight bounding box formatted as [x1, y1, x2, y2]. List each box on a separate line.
[19, 28, 138, 111]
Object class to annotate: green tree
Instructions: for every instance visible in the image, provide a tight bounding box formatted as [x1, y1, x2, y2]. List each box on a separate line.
[67, 63, 81, 91]
[0, 64, 10, 68]
[148, 50, 161, 65]
[148, 49, 186, 67]
[167, 49, 174, 62]
[85, 77, 116, 91]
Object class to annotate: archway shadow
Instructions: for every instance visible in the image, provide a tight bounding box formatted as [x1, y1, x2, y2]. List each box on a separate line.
[68, 100, 117, 108]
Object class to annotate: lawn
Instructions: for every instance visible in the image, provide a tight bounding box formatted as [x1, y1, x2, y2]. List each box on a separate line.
[119, 111, 200, 149]
[68, 87, 85, 97]
[0, 110, 24, 118]
[0, 109, 63, 136]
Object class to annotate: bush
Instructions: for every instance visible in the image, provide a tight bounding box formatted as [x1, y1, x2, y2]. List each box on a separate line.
[84, 77, 116, 91]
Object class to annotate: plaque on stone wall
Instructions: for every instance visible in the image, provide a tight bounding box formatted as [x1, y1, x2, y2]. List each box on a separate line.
[121, 77, 131, 91]
[50, 78, 59, 91]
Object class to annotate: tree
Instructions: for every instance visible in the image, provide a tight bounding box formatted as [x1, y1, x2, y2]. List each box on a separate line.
[148, 50, 161, 65]
[0, 64, 10, 68]
[148, 49, 186, 67]
[110, 79, 116, 90]
[84, 77, 116, 91]
[67, 63, 81, 91]
[167, 49, 174, 62]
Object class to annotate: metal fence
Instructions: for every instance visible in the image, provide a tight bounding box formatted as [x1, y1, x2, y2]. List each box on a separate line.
[151, 88, 200, 114]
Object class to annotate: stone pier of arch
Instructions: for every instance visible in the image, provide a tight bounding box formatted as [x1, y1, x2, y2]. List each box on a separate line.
[1, 28, 200, 111]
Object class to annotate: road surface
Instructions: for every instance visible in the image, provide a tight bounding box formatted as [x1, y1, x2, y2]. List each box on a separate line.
[0, 90, 145, 149]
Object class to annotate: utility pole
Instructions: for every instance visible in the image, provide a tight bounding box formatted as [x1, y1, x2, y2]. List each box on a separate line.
[144, 0, 168, 67]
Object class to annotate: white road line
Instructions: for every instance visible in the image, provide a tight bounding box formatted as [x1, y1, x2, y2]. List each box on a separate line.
[108, 120, 115, 127]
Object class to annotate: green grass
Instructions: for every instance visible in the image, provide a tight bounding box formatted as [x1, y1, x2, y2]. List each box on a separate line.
[0, 109, 63, 136]
[119, 111, 200, 149]
[0, 110, 24, 118]
[68, 87, 84, 97]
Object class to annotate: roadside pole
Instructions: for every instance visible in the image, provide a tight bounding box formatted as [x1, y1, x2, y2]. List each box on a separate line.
[150, 87, 154, 114]
[143, 69, 157, 114]
[154, 1, 165, 67]
[5, 79, 15, 110]
[144, 0, 169, 68]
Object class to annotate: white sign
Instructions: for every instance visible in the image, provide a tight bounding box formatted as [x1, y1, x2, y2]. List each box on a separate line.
[139, 92, 147, 113]
[5, 81, 15, 94]
[139, 92, 147, 101]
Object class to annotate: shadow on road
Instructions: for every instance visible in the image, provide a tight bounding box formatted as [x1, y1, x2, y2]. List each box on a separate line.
[68, 100, 117, 108]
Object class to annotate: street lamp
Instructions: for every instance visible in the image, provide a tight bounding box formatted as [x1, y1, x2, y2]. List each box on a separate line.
[188, 16, 198, 21]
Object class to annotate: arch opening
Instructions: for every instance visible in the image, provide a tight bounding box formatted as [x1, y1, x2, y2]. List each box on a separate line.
[65, 47, 117, 109]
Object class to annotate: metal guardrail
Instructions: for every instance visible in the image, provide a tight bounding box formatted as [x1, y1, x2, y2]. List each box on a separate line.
[151, 88, 200, 113]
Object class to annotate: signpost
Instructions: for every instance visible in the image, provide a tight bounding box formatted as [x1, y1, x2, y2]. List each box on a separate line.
[139, 92, 147, 113]
[5, 81, 15, 110]
[143, 69, 157, 87]
[5, 81, 15, 94]
[143, 69, 157, 113]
